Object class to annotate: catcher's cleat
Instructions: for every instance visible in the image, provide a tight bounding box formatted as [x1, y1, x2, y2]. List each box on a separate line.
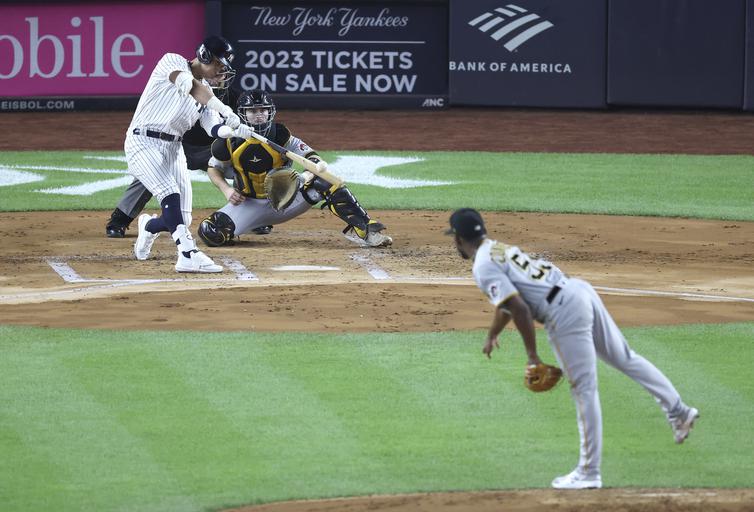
[345, 220, 392, 247]
[551, 469, 602, 490]
[669, 406, 699, 444]
[252, 225, 273, 235]
[134, 214, 160, 260]
[175, 250, 223, 273]
[106, 225, 126, 238]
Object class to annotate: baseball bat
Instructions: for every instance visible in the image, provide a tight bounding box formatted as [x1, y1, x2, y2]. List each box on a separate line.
[247, 130, 344, 187]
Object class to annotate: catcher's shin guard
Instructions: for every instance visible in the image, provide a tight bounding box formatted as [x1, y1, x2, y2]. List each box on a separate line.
[198, 211, 236, 247]
[301, 175, 335, 205]
[303, 177, 389, 244]
[323, 184, 370, 235]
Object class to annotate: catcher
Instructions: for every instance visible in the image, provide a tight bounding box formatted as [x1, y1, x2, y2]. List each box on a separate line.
[447, 208, 699, 490]
[198, 89, 392, 248]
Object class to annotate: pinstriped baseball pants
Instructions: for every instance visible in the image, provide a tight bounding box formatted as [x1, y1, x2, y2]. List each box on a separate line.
[544, 278, 682, 478]
[124, 134, 194, 227]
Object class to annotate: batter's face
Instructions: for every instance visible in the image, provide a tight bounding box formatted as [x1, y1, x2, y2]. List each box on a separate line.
[200, 58, 229, 84]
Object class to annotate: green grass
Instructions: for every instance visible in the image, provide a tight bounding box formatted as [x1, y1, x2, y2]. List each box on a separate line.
[1, 323, 752, 512]
[1, 148, 752, 509]
[0, 150, 752, 220]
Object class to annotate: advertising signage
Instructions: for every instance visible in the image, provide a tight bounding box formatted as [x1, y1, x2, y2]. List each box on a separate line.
[449, 0, 607, 108]
[0, 1, 204, 111]
[222, 2, 449, 108]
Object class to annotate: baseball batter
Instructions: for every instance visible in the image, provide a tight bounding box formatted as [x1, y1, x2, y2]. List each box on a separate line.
[106, 87, 239, 238]
[197, 90, 392, 248]
[447, 208, 699, 489]
[126, 35, 253, 273]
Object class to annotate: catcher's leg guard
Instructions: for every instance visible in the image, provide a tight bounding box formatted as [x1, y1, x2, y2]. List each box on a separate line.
[302, 177, 391, 246]
[300, 175, 331, 205]
[198, 211, 236, 247]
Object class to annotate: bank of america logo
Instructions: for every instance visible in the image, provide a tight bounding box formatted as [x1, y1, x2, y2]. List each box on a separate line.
[468, 4, 554, 52]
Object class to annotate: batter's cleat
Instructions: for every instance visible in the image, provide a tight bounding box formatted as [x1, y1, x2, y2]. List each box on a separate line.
[670, 406, 699, 444]
[551, 469, 602, 490]
[345, 220, 393, 247]
[175, 250, 223, 273]
[252, 225, 273, 235]
[134, 214, 160, 260]
[106, 225, 126, 238]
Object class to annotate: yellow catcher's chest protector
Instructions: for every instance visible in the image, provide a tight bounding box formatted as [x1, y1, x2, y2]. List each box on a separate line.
[228, 138, 286, 198]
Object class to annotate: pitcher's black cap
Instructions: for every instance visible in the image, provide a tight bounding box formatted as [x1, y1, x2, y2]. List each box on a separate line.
[445, 208, 487, 240]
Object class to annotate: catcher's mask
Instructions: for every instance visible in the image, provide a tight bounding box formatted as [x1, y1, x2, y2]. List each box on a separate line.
[197, 35, 236, 99]
[238, 89, 276, 136]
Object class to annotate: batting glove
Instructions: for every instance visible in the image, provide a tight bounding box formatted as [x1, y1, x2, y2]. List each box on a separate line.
[224, 112, 241, 129]
[232, 124, 255, 139]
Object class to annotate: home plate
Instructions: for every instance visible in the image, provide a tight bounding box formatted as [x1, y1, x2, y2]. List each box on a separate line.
[271, 265, 341, 272]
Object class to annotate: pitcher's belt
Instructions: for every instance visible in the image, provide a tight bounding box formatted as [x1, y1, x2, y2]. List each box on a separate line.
[546, 286, 562, 304]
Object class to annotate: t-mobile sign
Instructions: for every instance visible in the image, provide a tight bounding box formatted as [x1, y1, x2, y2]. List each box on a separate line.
[0, 2, 203, 96]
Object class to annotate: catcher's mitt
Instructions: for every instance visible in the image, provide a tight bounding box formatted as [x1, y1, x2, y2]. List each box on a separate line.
[264, 168, 299, 210]
[524, 363, 563, 392]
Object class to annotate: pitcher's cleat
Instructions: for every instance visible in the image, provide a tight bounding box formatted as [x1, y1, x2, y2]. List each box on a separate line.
[551, 469, 602, 490]
[670, 406, 699, 444]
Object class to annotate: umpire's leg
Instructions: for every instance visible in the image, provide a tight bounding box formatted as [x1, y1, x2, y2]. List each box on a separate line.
[105, 179, 153, 237]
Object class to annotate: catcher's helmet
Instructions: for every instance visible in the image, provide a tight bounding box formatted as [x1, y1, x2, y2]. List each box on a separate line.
[237, 89, 276, 136]
[196, 35, 235, 67]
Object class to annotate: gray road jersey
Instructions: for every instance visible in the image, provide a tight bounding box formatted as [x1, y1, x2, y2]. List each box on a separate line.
[472, 238, 567, 322]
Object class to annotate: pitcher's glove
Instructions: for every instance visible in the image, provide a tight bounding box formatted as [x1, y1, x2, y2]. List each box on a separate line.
[525, 363, 563, 392]
[264, 168, 300, 211]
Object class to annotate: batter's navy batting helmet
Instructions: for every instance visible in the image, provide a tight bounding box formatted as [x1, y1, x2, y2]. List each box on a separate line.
[197, 35, 235, 68]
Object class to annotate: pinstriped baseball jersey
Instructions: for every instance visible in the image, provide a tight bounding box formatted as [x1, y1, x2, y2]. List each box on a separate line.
[125, 53, 219, 219]
[473, 239, 567, 322]
[127, 53, 221, 137]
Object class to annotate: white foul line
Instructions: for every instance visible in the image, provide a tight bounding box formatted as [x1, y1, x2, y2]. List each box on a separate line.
[350, 253, 391, 280]
[47, 259, 87, 283]
[594, 285, 754, 303]
[45, 258, 245, 284]
[271, 265, 340, 272]
[30, 258, 754, 304]
[220, 257, 259, 281]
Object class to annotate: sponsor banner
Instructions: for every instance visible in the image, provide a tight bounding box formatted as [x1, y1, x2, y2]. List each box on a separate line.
[608, 0, 745, 108]
[449, 0, 606, 108]
[0, 1, 203, 97]
[222, 2, 448, 108]
[743, 0, 754, 110]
